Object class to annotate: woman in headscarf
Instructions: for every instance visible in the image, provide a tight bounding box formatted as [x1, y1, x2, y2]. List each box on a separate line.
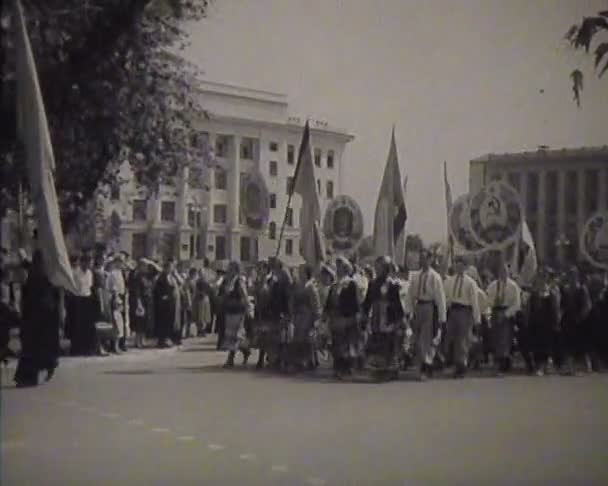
[325, 256, 361, 380]
[218, 261, 250, 367]
[287, 264, 321, 371]
[362, 256, 406, 380]
[14, 250, 62, 387]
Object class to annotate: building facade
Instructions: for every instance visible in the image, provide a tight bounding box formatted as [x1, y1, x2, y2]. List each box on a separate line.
[95, 80, 354, 267]
[469, 147, 608, 266]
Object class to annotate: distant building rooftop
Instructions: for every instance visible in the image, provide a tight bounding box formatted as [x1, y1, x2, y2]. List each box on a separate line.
[471, 146, 608, 164]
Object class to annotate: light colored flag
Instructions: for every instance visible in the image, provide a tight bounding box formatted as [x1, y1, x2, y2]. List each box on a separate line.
[15, 0, 78, 294]
[373, 128, 406, 259]
[518, 220, 538, 286]
[443, 161, 454, 273]
[293, 121, 326, 267]
[394, 175, 408, 267]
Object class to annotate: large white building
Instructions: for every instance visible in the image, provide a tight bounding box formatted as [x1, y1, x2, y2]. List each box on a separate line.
[96, 80, 354, 267]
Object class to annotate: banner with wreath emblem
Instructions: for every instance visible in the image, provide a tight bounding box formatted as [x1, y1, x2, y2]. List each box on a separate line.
[449, 194, 485, 254]
[239, 170, 270, 230]
[322, 195, 364, 252]
[580, 211, 608, 270]
[469, 181, 523, 251]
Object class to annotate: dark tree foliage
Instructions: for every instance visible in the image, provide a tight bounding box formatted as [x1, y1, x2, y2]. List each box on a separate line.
[565, 9, 608, 106]
[0, 0, 213, 230]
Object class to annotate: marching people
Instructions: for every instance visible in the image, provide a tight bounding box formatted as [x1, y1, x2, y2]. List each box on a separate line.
[14, 250, 63, 387]
[486, 263, 521, 376]
[526, 268, 561, 376]
[325, 256, 362, 380]
[106, 255, 128, 353]
[153, 259, 179, 348]
[218, 261, 250, 368]
[407, 249, 447, 381]
[442, 256, 481, 378]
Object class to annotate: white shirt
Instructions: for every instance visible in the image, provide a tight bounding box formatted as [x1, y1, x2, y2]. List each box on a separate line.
[353, 272, 369, 305]
[107, 269, 126, 296]
[73, 267, 93, 297]
[486, 278, 521, 319]
[407, 268, 447, 323]
[444, 273, 481, 325]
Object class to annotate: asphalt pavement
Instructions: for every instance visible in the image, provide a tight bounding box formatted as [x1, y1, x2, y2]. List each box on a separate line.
[2, 337, 608, 486]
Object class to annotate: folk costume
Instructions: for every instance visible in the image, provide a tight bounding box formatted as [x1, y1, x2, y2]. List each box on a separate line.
[153, 270, 179, 348]
[287, 277, 322, 370]
[526, 281, 561, 375]
[559, 279, 592, 374]
[486, 276, 521, 373]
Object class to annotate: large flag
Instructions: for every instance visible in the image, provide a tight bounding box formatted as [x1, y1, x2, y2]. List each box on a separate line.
[373, 128, 406, 258]
[443, 161, 454, 272]
[517, 221, 538, 286]
[15, 0, 78, 294]
[394, 175, 408, 267]
[293, 121, 325, 267]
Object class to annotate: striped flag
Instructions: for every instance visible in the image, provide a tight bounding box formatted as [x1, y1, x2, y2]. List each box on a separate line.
[373, 128, 406, 258]
[15, 0, 78, 294]
[293, 121, 325, 267]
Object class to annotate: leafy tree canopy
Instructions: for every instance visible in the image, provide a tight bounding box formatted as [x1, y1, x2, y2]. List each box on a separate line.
[565, 9, 608, 106]
[0, 0, 214, 230]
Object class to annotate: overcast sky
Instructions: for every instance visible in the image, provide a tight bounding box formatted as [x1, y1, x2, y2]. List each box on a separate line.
[186, 0, 608, 242]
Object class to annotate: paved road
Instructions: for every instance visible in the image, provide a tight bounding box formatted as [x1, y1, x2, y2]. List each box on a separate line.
[2, 338, 608, 486]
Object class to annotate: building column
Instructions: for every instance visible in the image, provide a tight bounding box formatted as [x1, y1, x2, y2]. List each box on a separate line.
[228, 135, 241, 261]
[537, 170, 547, 264]
[577, 170, 585, 262]
[599, 168, 608, 211]
[556, 170, 567, 265]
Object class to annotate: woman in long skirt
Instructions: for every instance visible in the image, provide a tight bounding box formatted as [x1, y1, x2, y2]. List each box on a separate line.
[14, 250, 62, 387]
[128, 260, 151, 348]
[325, 256, 361, 380]
[220, 261, 250, 368]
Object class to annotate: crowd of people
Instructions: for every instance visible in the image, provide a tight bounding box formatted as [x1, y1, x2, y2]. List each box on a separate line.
[2, 245, 608, 386]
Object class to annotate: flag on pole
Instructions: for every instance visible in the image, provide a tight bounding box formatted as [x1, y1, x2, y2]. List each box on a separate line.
[394, 175, 408, 267]
[373, 128, 406, 259]
[443, 161, 454, 272]
[518, 221, 538, 286]
[15, 0, 78, 294]
[293, 121, 326, 267]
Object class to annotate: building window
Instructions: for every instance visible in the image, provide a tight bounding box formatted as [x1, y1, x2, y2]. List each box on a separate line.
[196, 234, 205, 259]
[213, 204, 227, 224]
[215, 169, 227, 190]
[506, 172, 521, 194]
[287, 177, 294, 195]
[326, 180, 334, 199]
[240, 236, 251, 262]
[488, 171, 502, 182]
[187, 205, 200, 228]
[215, 235, 226, 261]
[546, 171, 558, 215]
[110, 183, 120, 201]
[131, 233, 147, 260]
[269, 221, 277, 240]
[526, 172, 539, 218]
[216, 135, 228, 158]
[161, 201, 176, 222]
[132, 199, 147, 222]
[287, 145, 295, 165]
[269, 141, 278, 152]
[584, 169, 599, 216]
[314, 148, 321, 167]
[285, 238, 293, 256]
[269, 193, 277, 209]
[269, 161, 278, 177]
[566, 171, 578, 217]
[327, 150, 335, 169]
[240, 138, 255, 160]
[286, 208, 293, 227]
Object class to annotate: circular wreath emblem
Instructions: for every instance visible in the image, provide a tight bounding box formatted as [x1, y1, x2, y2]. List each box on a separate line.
[580, 211, 608, 270]
[323, 195, 364, 251]
[469, 181, 522, 251]
[239, 170, 270, 230]
[449, 194, 485, 253]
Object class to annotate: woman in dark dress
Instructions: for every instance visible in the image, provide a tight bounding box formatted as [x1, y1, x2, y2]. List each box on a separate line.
[14, 250, 62, 387]
[128, 260, 151, 348]
[526, 268, 561, 376]
[153, 260, 178, 348]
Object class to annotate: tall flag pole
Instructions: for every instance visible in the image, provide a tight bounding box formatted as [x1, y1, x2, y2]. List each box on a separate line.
[394, 175, 408, 267]
[443, 161, 454, 273]
[372, 127, 406, 259]
[14, 0, 78, 294]
[517, 220, 538, 287]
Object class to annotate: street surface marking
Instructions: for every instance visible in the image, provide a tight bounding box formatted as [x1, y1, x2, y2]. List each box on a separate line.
[207, 444, 225, 451]
[271, 465, 289, 473]
[128, 419, 144, 425]
[306, 478, 326, 486]
[176, 436, 196, 442]
[150, 428, 171, 433]
[239, 453, 257, 461]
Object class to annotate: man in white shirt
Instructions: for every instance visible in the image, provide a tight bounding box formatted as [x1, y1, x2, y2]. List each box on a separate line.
[486, 263, 522, 375]
[443, 256, 481, 378]
[106, 256, 127, 353]
[407, 250, 447, 381]
[71, 255, 95, 355]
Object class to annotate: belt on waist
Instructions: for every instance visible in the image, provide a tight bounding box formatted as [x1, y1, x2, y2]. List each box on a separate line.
[450, 303, 471, 310]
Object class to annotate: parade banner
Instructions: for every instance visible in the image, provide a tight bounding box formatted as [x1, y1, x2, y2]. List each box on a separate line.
[323, 195, 364, 252]
[469, 181, 523, 251]
[239, 170, 270, 230]
[580, 211, 608, 270]
[448, 194, 485, 254]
